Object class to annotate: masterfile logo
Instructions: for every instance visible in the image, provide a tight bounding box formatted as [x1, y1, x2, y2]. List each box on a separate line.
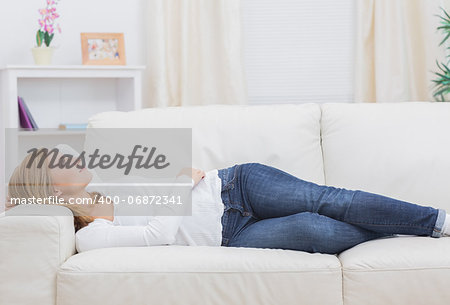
[25, 144, 171, 175]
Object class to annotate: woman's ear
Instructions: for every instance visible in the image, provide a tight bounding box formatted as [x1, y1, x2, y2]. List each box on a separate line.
[53, 188, 62, 196]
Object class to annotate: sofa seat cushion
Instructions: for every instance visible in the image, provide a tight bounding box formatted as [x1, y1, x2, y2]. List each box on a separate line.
[339, 236, 450, 305]
[57, 246, 343, 305]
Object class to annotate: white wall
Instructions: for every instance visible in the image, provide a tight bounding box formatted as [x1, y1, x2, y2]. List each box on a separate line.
[0, 0, 147, 66]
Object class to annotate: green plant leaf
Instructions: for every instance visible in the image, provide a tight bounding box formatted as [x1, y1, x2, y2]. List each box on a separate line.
[437, 15, 450, 24]
[432, 59, 450, 101]
[36, 30, 44, 47]
[433, 86, 450, 97]
[442, 6, 450, 20]
[432, 10, 450, 101]
[43, 32, 55, 47]
[439, 32, 450, 46]
[440, 62, 450, 74]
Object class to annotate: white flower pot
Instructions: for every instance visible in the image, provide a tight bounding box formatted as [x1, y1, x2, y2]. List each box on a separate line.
[31, 46, 55, 65]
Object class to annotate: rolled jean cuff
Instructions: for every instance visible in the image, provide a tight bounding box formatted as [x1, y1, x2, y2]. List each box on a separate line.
[432, 208, 446, 238]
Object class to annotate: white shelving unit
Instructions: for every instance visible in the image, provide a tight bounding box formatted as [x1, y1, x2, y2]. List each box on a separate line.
[0, 65, 146, 209]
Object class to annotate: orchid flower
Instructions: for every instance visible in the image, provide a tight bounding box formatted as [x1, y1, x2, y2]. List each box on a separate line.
[36, 0, 61, 47]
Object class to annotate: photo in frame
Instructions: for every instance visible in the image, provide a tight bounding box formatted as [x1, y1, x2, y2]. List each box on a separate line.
[80, 32, 126, 65]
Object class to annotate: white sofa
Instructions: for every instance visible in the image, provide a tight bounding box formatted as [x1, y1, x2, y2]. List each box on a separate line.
[1, 102, 450, 305]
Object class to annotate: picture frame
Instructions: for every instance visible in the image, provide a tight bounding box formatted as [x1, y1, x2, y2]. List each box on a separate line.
[80, 32, 126, 65]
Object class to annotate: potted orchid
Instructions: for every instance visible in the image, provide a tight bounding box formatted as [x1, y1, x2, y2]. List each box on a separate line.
[31, 0, 61, 65]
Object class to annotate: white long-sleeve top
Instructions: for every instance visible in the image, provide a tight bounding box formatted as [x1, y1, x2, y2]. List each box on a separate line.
[75, 169, 225, 252]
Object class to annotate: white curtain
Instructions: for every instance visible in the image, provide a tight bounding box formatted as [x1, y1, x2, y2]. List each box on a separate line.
[144, 0, 247, 107]
[355, 0, 446, 102]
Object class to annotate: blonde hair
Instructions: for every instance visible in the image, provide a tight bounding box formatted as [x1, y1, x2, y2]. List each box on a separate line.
[7, 148, 102, 232]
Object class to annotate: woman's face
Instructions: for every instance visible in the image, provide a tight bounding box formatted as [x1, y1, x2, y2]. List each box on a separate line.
[49, 153, 93, 196]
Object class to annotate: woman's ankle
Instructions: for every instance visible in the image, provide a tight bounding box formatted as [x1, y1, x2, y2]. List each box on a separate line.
[442, 213, 450, 237]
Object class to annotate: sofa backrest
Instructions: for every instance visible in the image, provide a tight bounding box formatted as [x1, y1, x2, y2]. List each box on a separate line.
[87, 104, 325, 184]
[321, 102, 450, 211]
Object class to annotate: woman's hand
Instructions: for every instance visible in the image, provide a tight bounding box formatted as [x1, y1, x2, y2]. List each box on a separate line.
[177, 167, 205, 186]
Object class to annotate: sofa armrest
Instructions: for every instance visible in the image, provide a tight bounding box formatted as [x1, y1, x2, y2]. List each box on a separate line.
[0, 205, 76, 305]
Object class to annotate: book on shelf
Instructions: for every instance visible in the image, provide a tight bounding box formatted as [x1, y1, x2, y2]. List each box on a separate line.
[58, 123, 88, 130]
[18, 96, 39, 131]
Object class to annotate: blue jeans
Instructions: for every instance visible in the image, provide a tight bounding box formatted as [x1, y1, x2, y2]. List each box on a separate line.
[217, 163, 447, 254]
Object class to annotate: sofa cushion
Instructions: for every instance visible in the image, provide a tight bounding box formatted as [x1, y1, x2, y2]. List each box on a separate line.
[57, 246, 342, 305]
[320, 102, 450, 211]
[87, 103, 325, 184]
[339, 236, 450, 305]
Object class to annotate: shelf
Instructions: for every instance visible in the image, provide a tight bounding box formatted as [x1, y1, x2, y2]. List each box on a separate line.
[1, 65, 146, 79]
[17, 129, 86, 136]
[0, 64, 143, 205]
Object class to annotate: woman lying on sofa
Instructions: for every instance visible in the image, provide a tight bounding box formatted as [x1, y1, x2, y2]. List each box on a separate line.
[7, 147, 450, 254]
